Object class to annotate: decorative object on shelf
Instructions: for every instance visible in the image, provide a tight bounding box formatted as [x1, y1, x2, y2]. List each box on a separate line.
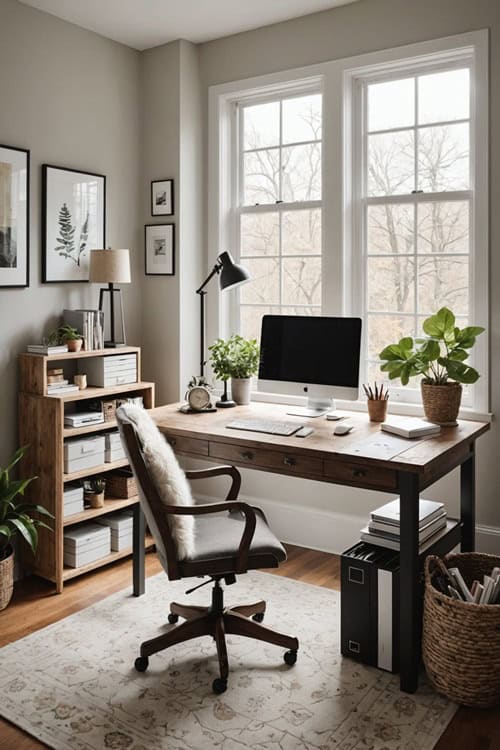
[0, 143, 29, 288]
[63, 309, 104, 351]
[145, 223, 175, 276]
[197, 251, 251, 378]
[106, 468, 137, 499]
[209, 334, 259, 406]
[73, 374, 87, 390]
[151, 179, 174, 216]
[84, 477, 106, 509]
[58, 324, 83, 353]
[0, 445, 52, 610]
[89, 248, 131, 347]
[42, 165, 105, 283]
[379, 307, 485, 425]
[181, 375, 216, 413]
[363, 382, 389, 422]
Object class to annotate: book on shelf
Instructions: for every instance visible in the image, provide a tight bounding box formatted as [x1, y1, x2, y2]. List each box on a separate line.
[371, 498, 445, 528]
[27, 344, 68, 355]
[47, 377, 68, 386]
[47, 384, 79, 395]
[368, 510, 447, 541]
[360, 521, 449, 552]
[381, 416, 441, 438]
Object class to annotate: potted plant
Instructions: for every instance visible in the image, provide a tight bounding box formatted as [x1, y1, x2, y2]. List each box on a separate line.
[58, 324, 83, 353]
[0, 446, 52, 610]
[210, 334, 260, 406]
[84, 477, 106, 508]
[208, 337, 236, 407]
[379, 307, 484, 425]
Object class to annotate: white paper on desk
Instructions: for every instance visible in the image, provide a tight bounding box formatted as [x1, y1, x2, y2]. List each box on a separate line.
[346, 434, 417, 461]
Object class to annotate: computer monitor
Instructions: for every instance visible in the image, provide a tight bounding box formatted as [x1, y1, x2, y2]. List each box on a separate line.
[258, 315, 362, 417]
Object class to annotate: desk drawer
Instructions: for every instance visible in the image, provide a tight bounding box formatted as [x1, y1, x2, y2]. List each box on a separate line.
[324, 459, 397, 490]
[165, 435, 209, 456]
[209, 441, 323, 477]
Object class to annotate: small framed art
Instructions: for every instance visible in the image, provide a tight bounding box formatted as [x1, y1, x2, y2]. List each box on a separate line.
[145, 223, 175, 276]
[42, 165, 106, 283]
[151, 179, 174, 216]
[0, 143, 30, 288]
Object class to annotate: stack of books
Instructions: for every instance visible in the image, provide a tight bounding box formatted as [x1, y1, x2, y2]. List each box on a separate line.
[27, 344, 68, 355]
[433, 563, 500, 604]
[47, 368, 79, 395]
[63, 309, 104, 351]
[361, 497, 447, 551]
[381, 416, 441, 438]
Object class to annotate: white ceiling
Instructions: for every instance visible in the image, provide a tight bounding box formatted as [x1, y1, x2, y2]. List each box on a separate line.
[19, 0, 359, 50]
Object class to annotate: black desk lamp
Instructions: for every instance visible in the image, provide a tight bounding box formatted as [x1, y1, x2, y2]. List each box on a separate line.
[196, 251, 251, 404]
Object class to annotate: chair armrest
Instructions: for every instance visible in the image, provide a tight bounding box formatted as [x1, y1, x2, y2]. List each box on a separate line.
[185, 465, 241, 503]
[161, 499, 256, 573]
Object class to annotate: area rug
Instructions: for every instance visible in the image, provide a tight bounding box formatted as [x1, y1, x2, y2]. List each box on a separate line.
[0, 571, 456, 749]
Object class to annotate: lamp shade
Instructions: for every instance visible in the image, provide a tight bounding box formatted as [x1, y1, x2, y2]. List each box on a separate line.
[218, 251, 250, 291]
[89, 249, 131, 284]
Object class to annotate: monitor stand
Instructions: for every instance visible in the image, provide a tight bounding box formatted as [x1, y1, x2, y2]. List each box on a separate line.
[287, 397, 335, 419]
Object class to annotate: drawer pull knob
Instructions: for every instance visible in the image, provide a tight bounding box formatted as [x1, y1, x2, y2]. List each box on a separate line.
[241, 451, 253, 460]
[352, 468, 366, 478]
[283, 456, 296, 466]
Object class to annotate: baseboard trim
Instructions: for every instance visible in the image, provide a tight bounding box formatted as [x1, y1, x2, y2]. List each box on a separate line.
[476, 524, 500, 554]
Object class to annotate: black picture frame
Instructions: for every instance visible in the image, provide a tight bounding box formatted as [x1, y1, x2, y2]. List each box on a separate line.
[42, 164, 106, 283]
[151, 179, 174, 216]
[145, 223, 175, 276]
[0, 143, 30, 289]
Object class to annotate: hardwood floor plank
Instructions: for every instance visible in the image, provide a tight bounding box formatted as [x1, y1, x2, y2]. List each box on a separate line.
[0, 545, 497, 749]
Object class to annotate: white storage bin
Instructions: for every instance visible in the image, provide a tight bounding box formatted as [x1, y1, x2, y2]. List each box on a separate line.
[63, 523, 111, 568]
[96, 510, 133, 551]
[63, 484, 84, 504]
[80, 354, 137, 387]
[64, 435, 105, 474]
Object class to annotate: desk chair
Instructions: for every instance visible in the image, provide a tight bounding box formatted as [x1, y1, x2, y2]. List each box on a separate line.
[116, 405, 299, 694]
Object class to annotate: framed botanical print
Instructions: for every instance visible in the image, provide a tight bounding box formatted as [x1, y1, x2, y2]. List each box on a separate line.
[0, 144, 30, 288]
[42, 165, 106, 283]
[151, 179, 174, 216]
[145, 223, 175, 276]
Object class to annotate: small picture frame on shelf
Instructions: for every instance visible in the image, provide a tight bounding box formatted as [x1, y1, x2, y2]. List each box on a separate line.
[0, 143, 30, 288]
[151, 179, 174, 216]
[145, 223, 175, 276]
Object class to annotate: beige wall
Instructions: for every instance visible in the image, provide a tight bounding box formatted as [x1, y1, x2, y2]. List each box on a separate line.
[0, 0, 143, 465]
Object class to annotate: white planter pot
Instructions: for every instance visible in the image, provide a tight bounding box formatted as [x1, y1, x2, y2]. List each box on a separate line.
[231, 378, 251, 405]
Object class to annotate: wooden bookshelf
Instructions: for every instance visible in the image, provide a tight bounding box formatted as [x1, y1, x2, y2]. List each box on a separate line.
[19, 346, 154, 593]
[63, 535, 154, 581]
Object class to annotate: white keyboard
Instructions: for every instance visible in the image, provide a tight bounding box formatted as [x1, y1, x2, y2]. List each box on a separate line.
[226, 418, 303, 436]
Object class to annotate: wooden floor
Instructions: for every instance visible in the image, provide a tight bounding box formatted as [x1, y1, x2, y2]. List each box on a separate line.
[0, 545, 498, 750]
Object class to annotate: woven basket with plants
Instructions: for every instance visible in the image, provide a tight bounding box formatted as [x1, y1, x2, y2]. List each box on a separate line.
[422, 553, 500, 708]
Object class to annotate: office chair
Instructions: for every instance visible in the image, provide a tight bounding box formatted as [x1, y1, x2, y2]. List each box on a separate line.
[116, 405, 299, 694]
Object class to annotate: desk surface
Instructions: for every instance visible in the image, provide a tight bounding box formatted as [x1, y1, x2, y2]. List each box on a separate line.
[151, 401, 489, 489]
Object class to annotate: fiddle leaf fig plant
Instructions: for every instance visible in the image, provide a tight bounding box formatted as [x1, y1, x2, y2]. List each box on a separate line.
[379, 307, 485, 386]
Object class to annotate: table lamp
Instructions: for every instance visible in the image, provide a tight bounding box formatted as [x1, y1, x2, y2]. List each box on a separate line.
[89, 248, 131, 347]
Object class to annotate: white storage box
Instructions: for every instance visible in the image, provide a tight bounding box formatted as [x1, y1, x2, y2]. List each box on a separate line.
[79, 354, 137, 387]
[96, 510, 133, 551]
[63, 484, 84, 504]
[105, 448, 126, 463]
[104, 431, 126, 462]
[64, 435, 105, 474]
[63, 523, 111, 568]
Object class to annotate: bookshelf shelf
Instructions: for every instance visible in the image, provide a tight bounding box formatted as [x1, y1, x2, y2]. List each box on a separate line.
[63, 495, 139, 526]
[51, 382, 154, 402]
[63, 535, 154, 581]
[64, 458, 130, 483]
[63, 420, 118, 438]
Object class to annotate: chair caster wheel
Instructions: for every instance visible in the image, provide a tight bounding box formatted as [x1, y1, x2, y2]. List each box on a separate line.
[168, 613, 179, 624]
[252, 612, 264, 623]
[212, 677, 227, 694]
[135, 656, 149, 672]
[284, 650, 297, 666]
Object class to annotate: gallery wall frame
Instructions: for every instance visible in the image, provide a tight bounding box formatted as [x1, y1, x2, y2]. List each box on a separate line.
[0, 143, 30, 288]
[151, 179, 174, 217]
[145, 223, 175, 276]
[42, 164, 106, 283]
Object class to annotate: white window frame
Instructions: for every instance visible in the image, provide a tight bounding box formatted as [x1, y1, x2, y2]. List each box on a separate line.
[208, 30, 489, 419]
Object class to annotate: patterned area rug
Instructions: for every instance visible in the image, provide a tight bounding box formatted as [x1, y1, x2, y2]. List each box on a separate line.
[0, 572, 456, 749]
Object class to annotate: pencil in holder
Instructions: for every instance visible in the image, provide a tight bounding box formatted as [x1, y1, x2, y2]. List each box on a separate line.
[367, 398, 388, 422]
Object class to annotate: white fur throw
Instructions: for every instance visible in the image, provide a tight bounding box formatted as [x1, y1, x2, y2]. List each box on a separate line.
[116, 405, 195, 560]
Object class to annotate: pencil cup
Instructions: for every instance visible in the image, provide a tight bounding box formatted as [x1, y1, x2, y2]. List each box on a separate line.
[367, 399, 387, 422]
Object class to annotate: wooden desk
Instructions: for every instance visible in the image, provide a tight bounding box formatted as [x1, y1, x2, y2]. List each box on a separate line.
[135, 401, 489, 694]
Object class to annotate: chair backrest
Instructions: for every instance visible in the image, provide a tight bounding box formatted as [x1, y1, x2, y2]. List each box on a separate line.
[116, 405, 195, 579]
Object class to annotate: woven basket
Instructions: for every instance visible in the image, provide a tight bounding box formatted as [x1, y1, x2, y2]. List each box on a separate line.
[106, 469, 138, 499]
[421, 382, 462, 425]
[0, 546, 14, 611]
[422, 553, 500, 708]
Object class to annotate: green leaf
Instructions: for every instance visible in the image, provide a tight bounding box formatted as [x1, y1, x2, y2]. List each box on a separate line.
[15, 503, 54, 519]
[4, 445, 28, 474]
[417, 338, 440, 362]
[422, 307, 455, 338]
[0, 524, 12, 538]
[399, 337, 413, 351]
[10, 517, 36, 552]
[379, 344, 405, 361]
[448, 348, 469, 362]
[443, 359, 480, 384]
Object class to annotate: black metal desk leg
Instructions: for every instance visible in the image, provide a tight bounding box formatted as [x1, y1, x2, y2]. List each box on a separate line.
[460, 451, 476, 552]
[133, 503, 145, 596]
[399, 471, 420, 693]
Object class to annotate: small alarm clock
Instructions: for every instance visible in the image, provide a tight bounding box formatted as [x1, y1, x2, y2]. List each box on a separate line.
[180, 378, 217, 413]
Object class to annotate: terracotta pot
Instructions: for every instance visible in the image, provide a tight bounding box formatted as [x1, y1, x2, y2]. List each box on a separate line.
[231, 377, 251, 405]
[86, 492, 105, 509]
[0, 545, 14, 611]
[421, 381, 462, 425]
[67, 338, 83, 353]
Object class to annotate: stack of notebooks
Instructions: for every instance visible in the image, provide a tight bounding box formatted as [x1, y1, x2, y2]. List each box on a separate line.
[27, 344, 68, 355]
[361, 498, 447, 552]
[47, 367, 79, 395]
[381, 416, 441, 438]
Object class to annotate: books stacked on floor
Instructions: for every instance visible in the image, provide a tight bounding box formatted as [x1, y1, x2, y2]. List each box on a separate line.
[360, 497, 447, 552]
[433, 563, 500, 604]
[96, 510, 134, 551]
[63, 523, 111, 568]
[27, 344, 68, 355]
[381, 416, 441, 438]
[46, 367, 79, 395]
[63, 309, 104, 351]
[63, 483, 84, 518]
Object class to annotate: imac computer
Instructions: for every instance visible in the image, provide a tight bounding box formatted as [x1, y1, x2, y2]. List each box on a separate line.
[258, 315, 362, 417]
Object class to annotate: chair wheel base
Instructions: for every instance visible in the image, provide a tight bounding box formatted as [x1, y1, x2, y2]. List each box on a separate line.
[284, 650, 297, 666]
[212, 677, 228, 694]
[252, 612, 264, 623]
[168, 613, 179, 624]
[135, 656, 149, 672]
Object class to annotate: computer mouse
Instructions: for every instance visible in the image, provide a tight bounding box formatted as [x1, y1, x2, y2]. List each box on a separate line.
[334, 423, 353, 436]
